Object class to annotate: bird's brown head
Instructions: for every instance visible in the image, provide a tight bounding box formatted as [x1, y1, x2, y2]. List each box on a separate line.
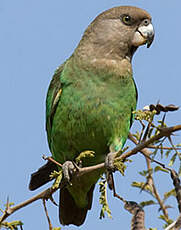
[76, 6, 154, 61]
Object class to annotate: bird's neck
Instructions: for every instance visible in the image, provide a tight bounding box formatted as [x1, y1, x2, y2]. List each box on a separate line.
[72, 48, 133, 78]
[73, 36, 135, 78]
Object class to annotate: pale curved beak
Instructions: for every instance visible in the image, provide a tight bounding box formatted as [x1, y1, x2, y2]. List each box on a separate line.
[132, 23, 154, 48]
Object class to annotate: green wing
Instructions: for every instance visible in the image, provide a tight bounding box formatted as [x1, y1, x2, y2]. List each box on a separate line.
[46, 63, 65, 149]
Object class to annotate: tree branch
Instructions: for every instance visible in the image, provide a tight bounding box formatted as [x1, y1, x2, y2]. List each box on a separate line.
[0, 124, 181, 225]
[128, 133, 169, 219]
[124, 201, 146, 230]
[43, 199, 53, 230]
[165, 214, 181, 230]
[0, 187, 58, 224]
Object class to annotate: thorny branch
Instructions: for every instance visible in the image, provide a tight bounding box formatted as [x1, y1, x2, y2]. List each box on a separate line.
[1, 124, 181, 228]
[164, 171, 181, 230]
[128, 133, 169, 219]
[129, 120, 181, 229]
[0, 187, 58, 225]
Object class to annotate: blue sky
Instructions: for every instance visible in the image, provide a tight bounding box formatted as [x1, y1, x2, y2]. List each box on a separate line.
[1, 0, 181, 229]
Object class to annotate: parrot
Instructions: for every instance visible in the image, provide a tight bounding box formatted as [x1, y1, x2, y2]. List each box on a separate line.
[29, 6, 154, 226]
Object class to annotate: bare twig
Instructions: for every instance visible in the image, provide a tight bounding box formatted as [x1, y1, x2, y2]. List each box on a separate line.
[147, 145, 181, 150]
[128, 133, 170, 171]
[43, 155, 62, 168]
[168, 136, 180, 155]
[123, 125, 181, 160]
[109, 172, 126, 202]
[43, 199, 53, 230]
[151, 178, 169, 219]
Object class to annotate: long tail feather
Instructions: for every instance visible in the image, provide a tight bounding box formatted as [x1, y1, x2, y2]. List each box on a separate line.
[59, 184, 95, 226]
[29, 161, 57, 190]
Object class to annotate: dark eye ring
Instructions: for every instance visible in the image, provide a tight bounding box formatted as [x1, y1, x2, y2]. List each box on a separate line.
[121, 15, 132, 25]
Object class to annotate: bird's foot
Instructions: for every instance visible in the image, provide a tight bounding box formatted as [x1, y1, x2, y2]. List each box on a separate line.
[105, 152, 118, 190]
[62, 161, 79, 185]
[105, 152, 117, 172]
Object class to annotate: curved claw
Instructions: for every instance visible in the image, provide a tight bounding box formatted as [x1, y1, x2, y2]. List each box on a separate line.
[62, 161, 77, 185]
[105, 152, 117, 172]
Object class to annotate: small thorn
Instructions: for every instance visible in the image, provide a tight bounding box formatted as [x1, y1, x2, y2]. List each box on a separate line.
[6, 196, 9, 210]
[49, 195, 58, 206]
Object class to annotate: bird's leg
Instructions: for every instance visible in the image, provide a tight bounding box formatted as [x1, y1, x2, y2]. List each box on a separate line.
[43, 156, 78, 184]
[62, 161, 79, 185]
[105, 152, 118, 172]
[105, 151, 118, 189]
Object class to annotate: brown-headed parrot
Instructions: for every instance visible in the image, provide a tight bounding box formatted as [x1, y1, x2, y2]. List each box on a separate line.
[29, 6, 154, 226]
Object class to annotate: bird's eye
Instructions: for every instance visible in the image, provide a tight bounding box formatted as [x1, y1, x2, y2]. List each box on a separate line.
[121, 15, 132, 25]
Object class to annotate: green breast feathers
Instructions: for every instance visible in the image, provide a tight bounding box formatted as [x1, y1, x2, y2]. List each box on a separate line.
[46, 57, 137, 165]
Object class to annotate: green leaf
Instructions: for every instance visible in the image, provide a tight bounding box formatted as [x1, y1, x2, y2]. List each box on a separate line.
[52, 228, 61, 230]
[99, 176, 112, 219]
[154, 166, 169, 173]
[122, 146, 129, 153]
[4, 202, 14, 208]
[1, 220, 23, 230]
[158, 214, 167, 221]
[139, 169, 153, 177]
[114, 159, 126, 176]
[157, 120, 167, 128]
[151, 147, 159, 159]
[154, 128, 161, 136]
[163, 189, 176, 201]
[0, 208, 4, 214]
[131, 182, 153, 194]
[165, 150, 172, 158]
[132, 131, 141, 141]
[168, 153, 177, 166]
[159, 215, 173, 226]
[160, 144, 164, 158]
[140, 200, 156, 208]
